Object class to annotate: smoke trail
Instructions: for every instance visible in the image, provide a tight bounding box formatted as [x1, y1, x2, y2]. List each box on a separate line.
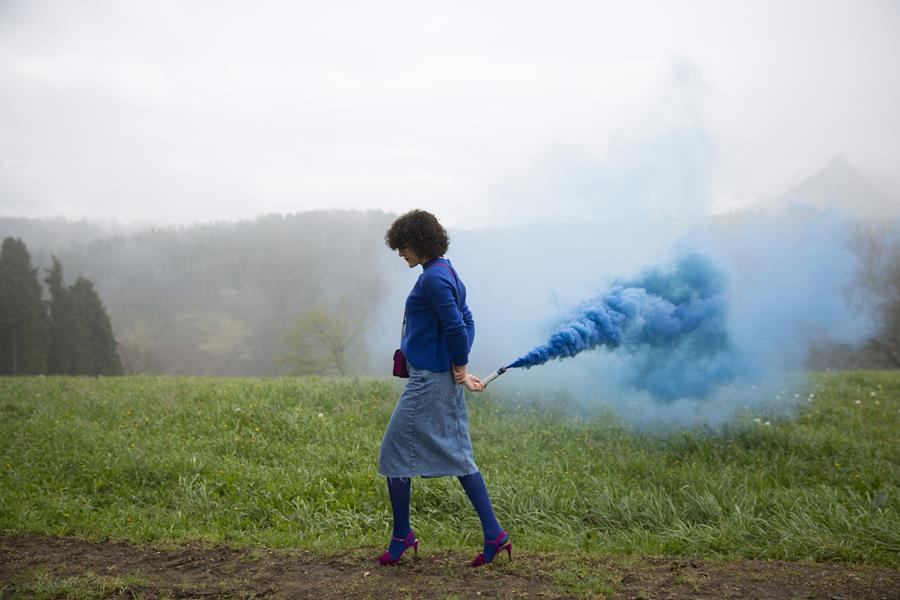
[508, 253, 746, 400]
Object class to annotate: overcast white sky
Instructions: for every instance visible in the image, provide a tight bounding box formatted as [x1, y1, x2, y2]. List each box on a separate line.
[1, 0, 898, 228]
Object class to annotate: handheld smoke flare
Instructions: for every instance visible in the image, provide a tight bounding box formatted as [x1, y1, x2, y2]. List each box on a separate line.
[479, 366, 507, 388]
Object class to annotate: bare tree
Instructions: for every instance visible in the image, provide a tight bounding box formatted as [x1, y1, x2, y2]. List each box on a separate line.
[276, 302, 368, 376]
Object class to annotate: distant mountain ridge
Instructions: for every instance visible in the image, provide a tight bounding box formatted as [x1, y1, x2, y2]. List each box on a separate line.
[773, 156, 898, 219]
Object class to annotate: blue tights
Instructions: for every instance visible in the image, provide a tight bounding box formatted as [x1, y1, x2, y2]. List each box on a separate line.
[386, 477, 412, 559]
[385, 472, 505, 561]
[458, 471, 506, 561]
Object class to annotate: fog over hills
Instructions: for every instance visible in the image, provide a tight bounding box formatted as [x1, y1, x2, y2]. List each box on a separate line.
[1, 157, 897, 387]
[1, 210, 398, 376]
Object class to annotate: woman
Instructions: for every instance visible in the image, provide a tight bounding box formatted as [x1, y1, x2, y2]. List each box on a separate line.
[377, 209, 511, 568]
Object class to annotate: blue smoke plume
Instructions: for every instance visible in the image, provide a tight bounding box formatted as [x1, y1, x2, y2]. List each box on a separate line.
[507, 253, 747, 400]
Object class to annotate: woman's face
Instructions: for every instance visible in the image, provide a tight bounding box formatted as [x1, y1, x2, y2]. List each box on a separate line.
[399, 247, 427, 268]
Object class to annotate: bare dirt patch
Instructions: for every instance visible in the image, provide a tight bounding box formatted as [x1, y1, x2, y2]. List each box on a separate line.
[1, 533, 897, 599]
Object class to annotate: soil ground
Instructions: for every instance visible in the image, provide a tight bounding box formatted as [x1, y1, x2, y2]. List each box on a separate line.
[1, 534, 897, 599]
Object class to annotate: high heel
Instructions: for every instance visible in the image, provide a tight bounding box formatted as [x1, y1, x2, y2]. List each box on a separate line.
[470, 530, 512, 567]
[377, 530, 419, 566]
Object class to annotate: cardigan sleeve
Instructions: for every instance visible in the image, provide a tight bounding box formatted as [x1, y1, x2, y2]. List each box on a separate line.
[462, 302, 475, 352]
[422, 269, 470, 366]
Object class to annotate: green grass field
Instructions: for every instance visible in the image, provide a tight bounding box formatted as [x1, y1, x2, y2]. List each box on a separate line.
[1, 372, 897, 566]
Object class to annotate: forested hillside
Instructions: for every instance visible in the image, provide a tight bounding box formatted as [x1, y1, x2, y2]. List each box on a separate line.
[1, 210, 397, 375]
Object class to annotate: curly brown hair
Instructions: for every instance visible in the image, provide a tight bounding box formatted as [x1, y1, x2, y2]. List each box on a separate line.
[384, 209, 449, 259]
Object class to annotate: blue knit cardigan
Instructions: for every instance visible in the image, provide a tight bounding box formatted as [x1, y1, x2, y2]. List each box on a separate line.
[400, 258, 475, 372]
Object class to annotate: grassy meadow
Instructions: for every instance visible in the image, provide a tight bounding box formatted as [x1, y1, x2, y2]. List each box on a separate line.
[0, 372, 897, 566]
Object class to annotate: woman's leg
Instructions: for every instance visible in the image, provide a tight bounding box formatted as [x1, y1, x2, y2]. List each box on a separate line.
[458, 471, 507, 561]
[386, 476, 412, 559]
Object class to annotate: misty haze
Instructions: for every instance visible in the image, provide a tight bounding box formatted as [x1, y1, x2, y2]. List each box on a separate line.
[1, 2, 898, 598]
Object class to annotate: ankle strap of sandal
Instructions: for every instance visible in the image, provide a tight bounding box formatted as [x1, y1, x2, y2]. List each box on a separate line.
[485, 531, 508, 546]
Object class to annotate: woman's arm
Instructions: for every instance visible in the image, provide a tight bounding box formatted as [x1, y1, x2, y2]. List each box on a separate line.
[462, 304, 475, 351]
[422, 270, 470, 367]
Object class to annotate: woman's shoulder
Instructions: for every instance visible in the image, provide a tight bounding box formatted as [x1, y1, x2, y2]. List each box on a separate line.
[422, 260, 456, 279]
[420, 260, 458, 289]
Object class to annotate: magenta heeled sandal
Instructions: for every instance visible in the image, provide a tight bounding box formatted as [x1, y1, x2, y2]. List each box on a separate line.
[377, 530, 419, 566]
[470, 530, 511, 567]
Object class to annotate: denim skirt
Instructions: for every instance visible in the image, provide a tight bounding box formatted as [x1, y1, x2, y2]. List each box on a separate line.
[378, 362, 479, 478]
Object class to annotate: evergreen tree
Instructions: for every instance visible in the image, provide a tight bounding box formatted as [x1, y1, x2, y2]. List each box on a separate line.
[45, 256, 81, 374]
[0, 237, 49, 374]
[69, 276, 122, 375]
[45, 256, 123, 375]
